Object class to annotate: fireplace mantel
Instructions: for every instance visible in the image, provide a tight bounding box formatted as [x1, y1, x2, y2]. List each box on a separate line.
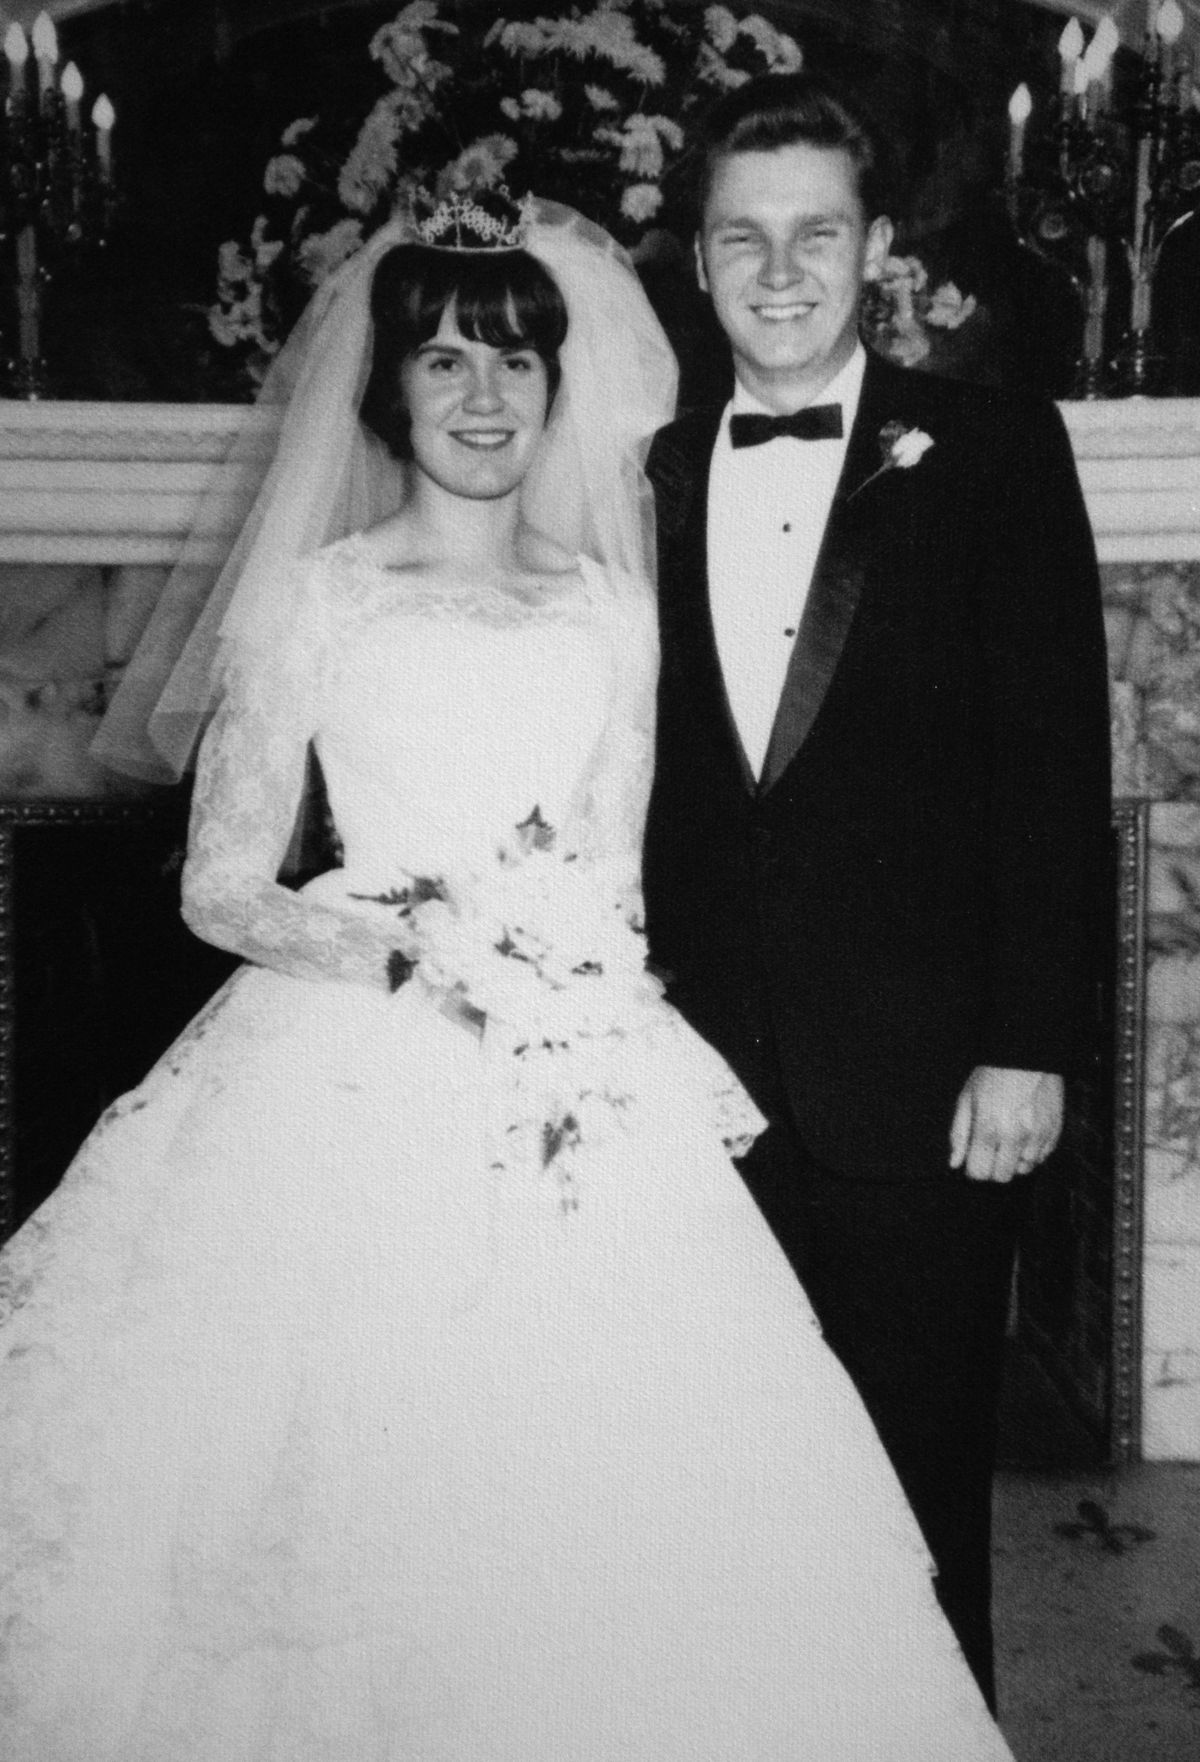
[0, 396, 1198, 566]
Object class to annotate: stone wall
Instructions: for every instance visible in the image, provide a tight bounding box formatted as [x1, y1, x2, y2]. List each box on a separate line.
[1106, 560, 1200, 1456]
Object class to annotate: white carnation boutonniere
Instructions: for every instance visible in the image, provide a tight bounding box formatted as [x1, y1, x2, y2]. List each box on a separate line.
[848, 420, 935, 502]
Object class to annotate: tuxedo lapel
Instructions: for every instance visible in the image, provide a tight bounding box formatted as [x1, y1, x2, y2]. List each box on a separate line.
[759, 356, 901, 793]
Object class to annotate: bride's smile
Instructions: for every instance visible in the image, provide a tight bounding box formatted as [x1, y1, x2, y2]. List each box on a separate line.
[401, 307, 550, 502]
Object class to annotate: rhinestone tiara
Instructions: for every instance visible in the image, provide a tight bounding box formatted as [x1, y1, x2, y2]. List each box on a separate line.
[415, 191, 529, 252]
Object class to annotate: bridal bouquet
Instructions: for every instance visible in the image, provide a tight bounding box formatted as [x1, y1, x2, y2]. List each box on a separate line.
[365, 809, 667, 1203]
[413, 814, 662, 1047]
[211, 0, 803, 378]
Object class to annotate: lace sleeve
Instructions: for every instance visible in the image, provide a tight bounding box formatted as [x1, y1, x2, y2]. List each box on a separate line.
[576, 581, 659, 928]
[180, 569, 410, 991]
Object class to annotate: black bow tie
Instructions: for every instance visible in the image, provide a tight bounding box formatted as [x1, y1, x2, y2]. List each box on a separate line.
[729, 405, 844, 447]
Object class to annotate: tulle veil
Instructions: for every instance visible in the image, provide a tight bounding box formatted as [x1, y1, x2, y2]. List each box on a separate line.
[90, 198, 679, 785]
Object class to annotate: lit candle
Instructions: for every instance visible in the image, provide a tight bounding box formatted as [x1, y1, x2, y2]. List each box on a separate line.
[1085, 16, 1120, 111]
[1157, 0, 1186, 78]
[1072, 56, 1089, 117]
[1157, 0, 1185, 43]
[1008, 83, 1032, 186]
[5, 23, 29, 115]
[31, 10, 58, 100]
[92, 93, 115, 179]
[1058, 18, 1085, 96]
[61, 62, 83, 136]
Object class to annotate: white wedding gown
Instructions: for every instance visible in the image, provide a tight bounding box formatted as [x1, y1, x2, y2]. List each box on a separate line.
[0, 538, 1013, 1761]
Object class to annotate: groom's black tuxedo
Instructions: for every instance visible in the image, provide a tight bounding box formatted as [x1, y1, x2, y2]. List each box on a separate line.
[644, 353, 1111, 1176]
[642, 352, 1111, 1707]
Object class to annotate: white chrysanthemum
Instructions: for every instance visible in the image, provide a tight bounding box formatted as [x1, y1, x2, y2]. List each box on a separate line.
[338, 97, 402, 214]
[439, 132, 519, 193]
[878, 255, 929, 297]
[704, 5, 739, 53]
[208, 306, 243, 349]
[601, 114, 683, 180]
[923, 282, 978, 330]
[216, 239, 253, 288]
[620, 182, 663, 223]
[740, 14, 804, 71]
[264, 153, 305, 198]
[296, 217, 365, 285]
[520, 88, 562, 121]
[281, 116, 318, 149]
[559, 13, 665, 85]
[489, 18, 558, 56]
[250, 215, 284, 271]
[370, 2, 456, 87]
[499, 96, 521, 121]
[697, 42, 748, 88]
[207, 283, 267, 350]
[584, 83, 619, 111]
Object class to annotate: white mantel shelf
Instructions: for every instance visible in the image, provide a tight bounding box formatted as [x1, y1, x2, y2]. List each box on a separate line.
[0, 396, 1198, 567]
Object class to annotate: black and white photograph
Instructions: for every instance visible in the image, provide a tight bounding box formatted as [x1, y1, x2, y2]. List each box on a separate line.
[0, 5, 1198, 1759]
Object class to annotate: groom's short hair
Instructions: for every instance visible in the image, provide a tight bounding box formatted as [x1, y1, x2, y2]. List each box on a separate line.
[696, 72, 894, 224]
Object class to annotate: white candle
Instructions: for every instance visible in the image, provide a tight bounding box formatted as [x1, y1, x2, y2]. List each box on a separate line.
[1085, 16, 1120, 110]
[1132, 133, 1153, 273]
[92, 93, 115, 179]
[1156, 0, 1186, 80]
[1058, 18, 1085, 96]
[1157, 1, 1186, 45]
[1007, 84, 1032, 185]
[5, 23, 29, 115]
[1073, 56, 1089, 116]
[61, 62, 83, 135]
[31, 11, 57, 99]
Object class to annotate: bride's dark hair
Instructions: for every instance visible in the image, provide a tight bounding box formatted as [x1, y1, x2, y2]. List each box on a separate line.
[359, 243, 569, 460]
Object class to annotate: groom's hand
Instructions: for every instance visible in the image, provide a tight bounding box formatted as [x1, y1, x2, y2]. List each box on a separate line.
[949, 1066, 1064, 1183]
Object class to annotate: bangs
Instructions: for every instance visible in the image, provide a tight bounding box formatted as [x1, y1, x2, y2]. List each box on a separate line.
[371, 244, 568, 360]
[360, 241, 569, 461]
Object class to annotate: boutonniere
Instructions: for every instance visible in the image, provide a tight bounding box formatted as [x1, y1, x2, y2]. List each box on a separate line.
[848, 420, 935, 501]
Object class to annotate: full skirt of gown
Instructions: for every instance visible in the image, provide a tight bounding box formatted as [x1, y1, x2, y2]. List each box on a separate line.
[0, 546, 1013, 1760]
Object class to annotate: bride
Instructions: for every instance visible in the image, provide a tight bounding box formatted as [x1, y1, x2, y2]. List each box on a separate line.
[0, 194, 1015, 1760]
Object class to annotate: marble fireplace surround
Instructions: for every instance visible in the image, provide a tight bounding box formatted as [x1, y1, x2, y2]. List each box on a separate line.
[0, 396, 1199, 1461]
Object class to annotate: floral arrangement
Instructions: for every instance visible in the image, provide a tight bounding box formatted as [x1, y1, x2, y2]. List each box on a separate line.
[211, 0, 803, 378]
[860, 253, 979, 370]
[357, 806, 667, 1207]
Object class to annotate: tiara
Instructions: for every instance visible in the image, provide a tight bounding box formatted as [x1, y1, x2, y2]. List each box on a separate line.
[415, 191, 529, 252]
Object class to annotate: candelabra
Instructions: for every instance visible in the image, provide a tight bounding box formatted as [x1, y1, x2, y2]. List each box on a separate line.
[1, 11, 116, 399]
[1006, 2, 1200, 397]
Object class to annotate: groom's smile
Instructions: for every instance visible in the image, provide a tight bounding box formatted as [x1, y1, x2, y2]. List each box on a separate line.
[697, 140, 892, 412]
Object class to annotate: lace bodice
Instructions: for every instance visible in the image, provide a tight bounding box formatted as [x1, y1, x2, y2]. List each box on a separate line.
[182, 538, 658, 995]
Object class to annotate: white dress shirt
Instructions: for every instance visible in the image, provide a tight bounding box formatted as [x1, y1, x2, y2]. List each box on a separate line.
[707, 346, 867, 779]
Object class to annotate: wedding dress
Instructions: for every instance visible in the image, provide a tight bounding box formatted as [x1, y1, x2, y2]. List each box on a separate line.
[0, 535, 1014, 1762]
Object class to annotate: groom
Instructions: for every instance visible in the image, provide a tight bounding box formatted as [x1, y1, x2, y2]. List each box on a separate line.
[643, 71, 1111, 1710]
